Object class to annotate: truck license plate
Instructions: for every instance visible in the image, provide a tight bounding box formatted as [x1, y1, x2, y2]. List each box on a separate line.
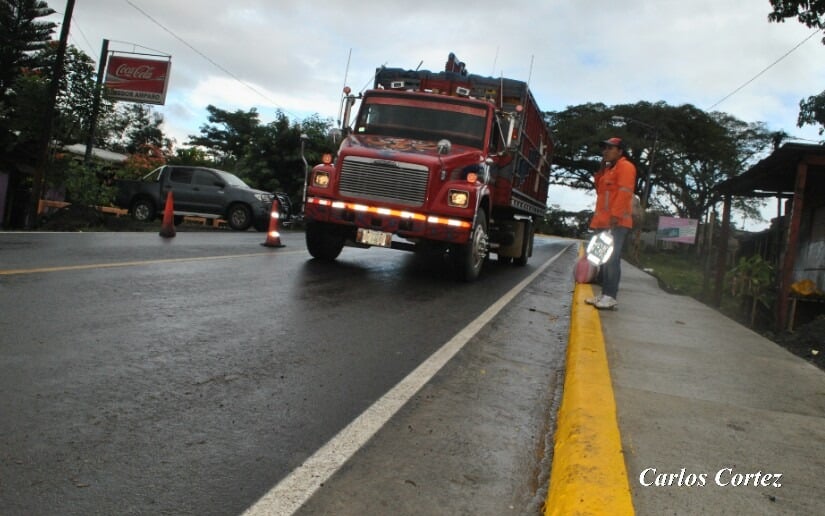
[357, 228, 392, 247]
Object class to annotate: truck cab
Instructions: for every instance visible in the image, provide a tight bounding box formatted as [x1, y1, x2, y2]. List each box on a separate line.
[303, 54, 552, 281]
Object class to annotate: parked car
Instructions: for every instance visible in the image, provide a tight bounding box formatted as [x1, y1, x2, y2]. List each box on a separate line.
[114, 165, 275, 231]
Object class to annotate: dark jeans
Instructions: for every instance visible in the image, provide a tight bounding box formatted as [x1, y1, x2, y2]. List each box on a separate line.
[602, 226, 630, 299]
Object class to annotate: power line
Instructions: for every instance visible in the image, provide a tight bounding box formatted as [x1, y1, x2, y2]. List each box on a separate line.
[708, 28, 822, 110]
[124, 0, 298, 121]
[70, 16, 95, 56]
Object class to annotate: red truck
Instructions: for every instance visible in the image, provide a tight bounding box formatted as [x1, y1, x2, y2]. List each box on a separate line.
[303, 53, 553, 280]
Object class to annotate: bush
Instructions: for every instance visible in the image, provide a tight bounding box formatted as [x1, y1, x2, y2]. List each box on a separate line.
[62, 160, 116, 206]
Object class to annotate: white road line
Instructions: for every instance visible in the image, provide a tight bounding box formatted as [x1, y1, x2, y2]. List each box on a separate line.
[242, 243, 572, 516]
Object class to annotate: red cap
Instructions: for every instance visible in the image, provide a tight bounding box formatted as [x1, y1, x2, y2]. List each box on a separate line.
[601, 137, 625, 149]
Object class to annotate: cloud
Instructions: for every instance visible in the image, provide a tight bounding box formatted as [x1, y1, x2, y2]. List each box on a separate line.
[50, 0, 824, 219]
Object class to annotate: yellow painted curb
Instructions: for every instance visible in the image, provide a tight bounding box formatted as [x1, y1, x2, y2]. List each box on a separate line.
[544, 278, 634, 515]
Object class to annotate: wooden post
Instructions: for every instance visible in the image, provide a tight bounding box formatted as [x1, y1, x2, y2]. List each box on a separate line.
[777, 161, 808, 330]
[702, 210, 716, 300]
[713, 194, 732, 307]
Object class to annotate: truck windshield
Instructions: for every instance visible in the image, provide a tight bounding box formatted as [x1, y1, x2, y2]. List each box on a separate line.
[355, 97, 487, 149]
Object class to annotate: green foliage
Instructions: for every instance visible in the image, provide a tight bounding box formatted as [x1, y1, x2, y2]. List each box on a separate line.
[0, 0, 56, 100]
[39, 43, 112, 144]
[798, 90, 825, 135]
[169, 146, 212, 166]
[768, 1, 825, 135]
[54, 160, 115, 207]
[537, 207, 592, 237]
[0, 0, 55, 160]
[546, 101, 776, 223]
[726, 255, 775, 307]
[638, 250, 707, 298]
[103, 103, 168, 153]
[768, 0, 825, 42]
[186, 105, 335, 203]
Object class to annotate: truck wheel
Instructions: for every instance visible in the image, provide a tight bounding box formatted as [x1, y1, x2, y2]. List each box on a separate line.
[453, 214, 488, 281]
[306, 222, 345, 260]
[131, 198, 156, 222]
[227, 204, 253, 231]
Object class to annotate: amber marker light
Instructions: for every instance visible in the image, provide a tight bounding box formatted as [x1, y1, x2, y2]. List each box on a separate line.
[466, 172, 478, 183]
[322, 153, 333, 164]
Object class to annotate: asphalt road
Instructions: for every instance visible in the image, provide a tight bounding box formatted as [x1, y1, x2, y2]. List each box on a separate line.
[0, 229, 575, 515]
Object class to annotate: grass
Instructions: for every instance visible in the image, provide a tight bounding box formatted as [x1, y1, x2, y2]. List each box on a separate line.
[636, 250, 707, 298]
[634, 248, 744, 324]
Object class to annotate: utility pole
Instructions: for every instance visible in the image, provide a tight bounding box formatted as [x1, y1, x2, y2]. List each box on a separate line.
[26, 0, 76, 228]
[84, 38, 110, 165]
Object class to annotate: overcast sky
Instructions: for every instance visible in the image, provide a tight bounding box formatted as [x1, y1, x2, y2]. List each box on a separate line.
[48, 0, 824, 225]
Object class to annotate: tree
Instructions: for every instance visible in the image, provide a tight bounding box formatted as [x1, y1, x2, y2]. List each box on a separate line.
[546, 101, 776, 223]
[768, 0, 825, 135]
[187, 105, 335, 204]
[768, 0, 825, 39]
[537, 207, 592, 238]
[104, 103, 170, 154]
[0, 0, 55, 104]
[187, 104, 262, 167]
[37, 43, 111, 144]
[0, 0, 55, 156]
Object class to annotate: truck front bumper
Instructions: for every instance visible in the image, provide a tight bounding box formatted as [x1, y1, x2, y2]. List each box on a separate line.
[304, 196, 472, 245]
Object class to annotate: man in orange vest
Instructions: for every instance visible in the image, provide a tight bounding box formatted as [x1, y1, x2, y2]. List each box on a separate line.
[586, 137, 637, 310]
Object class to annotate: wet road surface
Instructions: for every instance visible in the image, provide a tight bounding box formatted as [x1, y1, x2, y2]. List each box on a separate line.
[0, 230, 575, 515]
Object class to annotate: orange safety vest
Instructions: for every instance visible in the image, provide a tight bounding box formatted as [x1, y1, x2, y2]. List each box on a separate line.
[590, 156, 637, 230]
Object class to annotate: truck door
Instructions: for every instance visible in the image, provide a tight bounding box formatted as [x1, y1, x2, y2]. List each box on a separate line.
[167, 167, 196, 211]
[189, 169, 227, 214]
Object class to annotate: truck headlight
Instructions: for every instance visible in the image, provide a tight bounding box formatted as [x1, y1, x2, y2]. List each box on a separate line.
[313, 171, 330, 188]
[448, 189, 470, 208]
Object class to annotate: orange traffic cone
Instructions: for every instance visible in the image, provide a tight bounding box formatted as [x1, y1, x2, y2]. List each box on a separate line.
[159, 190, 176, 238]
[261, 198, 285, 248]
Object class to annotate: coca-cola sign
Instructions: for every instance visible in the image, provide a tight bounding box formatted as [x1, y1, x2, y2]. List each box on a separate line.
[105, 55, 171, 105]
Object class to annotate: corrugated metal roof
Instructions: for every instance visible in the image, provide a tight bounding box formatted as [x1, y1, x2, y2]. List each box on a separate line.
[716, 143, 825, 196]
[63, 143, 128, 163]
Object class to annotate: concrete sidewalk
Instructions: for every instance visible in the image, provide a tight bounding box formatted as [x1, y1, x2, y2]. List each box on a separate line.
[597, 262, 825, 515]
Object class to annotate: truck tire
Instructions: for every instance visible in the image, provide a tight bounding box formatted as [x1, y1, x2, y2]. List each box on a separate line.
[131, 198, 156, 222]
[453, 214, 488, 282]
[306, 222, 345, 260]
[514, 219, 534, 266]
[227, 203, 253, 231]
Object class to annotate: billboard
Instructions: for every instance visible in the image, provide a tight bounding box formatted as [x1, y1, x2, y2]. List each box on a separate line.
[657, 216, 698, 244]
[104, 55, 171, 105]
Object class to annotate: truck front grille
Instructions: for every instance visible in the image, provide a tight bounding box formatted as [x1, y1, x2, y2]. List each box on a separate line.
[339, 156, 429, 207]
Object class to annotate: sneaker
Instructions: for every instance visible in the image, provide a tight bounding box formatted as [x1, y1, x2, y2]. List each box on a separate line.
[585, 294, 602, 305]
[595, 295, 618, 310]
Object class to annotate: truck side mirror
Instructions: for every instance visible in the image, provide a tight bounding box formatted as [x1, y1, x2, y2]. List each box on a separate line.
[328, 128, 342, 144]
